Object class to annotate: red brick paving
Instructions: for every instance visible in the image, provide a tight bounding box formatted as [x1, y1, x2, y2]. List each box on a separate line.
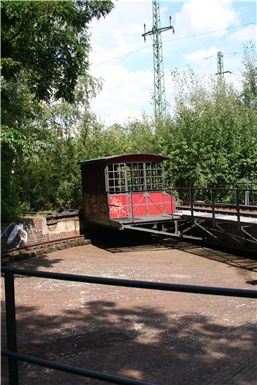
[1, 243, 257, 385]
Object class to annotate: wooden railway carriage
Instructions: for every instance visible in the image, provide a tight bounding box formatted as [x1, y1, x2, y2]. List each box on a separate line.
[80, 153, 176, 229]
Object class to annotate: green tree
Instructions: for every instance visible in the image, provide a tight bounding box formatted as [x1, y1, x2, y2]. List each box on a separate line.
[1, 0, 114, 221]
[125, 116, 156, 154]
[1, 0, 114, 102]
[241, 42, 257, 108]
[159, 61, 257, 191]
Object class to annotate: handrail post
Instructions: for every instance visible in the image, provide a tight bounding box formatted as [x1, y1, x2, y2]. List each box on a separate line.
[4, 271, 19, 385]
[189, 186, 194, 221]
[130, 190, 134, 222]
[235, 188, 241, 232]
[210, 188, 216, 227]
[245, 189, 250, 206]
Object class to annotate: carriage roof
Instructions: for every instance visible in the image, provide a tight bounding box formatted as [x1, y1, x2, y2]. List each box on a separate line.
[80, 153, 168, 167]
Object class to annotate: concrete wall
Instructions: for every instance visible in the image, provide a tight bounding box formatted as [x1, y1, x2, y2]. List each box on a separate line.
[1, 212, 81, 253]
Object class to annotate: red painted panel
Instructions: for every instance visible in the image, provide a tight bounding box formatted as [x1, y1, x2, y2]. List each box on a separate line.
[109, 192, 176, 219]
[109, 194, 129, 218]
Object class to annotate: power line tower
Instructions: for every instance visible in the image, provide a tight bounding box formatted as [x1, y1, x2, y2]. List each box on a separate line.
[142, 0, 174, 122]
[216, 51, 224, 80]
[216, 51, 231, 82]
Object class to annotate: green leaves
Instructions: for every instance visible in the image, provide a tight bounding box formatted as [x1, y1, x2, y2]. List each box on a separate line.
[159, 59, 257, 188]
[1, 0, 114, 102]
[241, 42, 257, 109]
[1, 0, 114, 221]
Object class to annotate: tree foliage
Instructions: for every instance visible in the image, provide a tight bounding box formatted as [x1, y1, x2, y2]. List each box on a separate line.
[1, 0, 114, 221]
[1, 0, 113, 102]
[241, 42, 257, 109]
[160, 51, 257, 189]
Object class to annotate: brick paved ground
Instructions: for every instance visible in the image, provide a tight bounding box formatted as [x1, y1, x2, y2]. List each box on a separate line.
[1, 239, 257, 385]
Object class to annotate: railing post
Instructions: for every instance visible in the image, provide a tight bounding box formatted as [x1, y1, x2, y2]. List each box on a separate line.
[210, 188, 216, 227]
[189, 186, 194, 221]
[235, 188, 241, 232]
[245, 190, 250, 206]
[4, 271, 19, 385]
[130, 191, 134, 222]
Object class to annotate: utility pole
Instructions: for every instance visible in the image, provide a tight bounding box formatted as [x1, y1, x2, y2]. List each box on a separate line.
[142, 0, 174, 123]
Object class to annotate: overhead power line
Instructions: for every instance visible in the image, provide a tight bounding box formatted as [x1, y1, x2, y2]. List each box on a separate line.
[91, 21, 256, 67]
[163, 21, 256, 44]
[97, 52, 241, 92]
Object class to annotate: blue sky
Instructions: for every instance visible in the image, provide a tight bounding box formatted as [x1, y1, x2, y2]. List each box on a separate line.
[89, 0, 256, 125]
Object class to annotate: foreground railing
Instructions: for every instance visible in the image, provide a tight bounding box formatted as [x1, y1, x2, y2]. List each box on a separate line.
[2, 266, 257, 385]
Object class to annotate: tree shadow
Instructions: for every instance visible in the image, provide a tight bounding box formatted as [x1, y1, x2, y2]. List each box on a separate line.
[1, 298, 257, 385]
[7, 254, 64, 271]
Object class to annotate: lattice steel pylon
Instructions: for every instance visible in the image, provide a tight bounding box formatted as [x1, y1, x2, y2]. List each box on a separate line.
[217, 51, 224, 79]
[142, 0, 174, 122]
[216, 51, 231, 83]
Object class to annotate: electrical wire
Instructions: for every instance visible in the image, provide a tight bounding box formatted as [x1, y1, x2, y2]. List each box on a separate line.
[97, 54, 219, 92]
[91, 21, 256, 67]
[98, 54, 246, 93]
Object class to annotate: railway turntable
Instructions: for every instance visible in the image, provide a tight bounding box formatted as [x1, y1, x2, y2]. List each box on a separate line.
[80, 154, 257, 252]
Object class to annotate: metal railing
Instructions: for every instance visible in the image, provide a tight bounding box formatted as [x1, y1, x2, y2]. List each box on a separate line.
[173, 187, 257, 208]
[172, 187, 257, 230]
[2, 266, 257, 385]
[107, 187, 257, 224]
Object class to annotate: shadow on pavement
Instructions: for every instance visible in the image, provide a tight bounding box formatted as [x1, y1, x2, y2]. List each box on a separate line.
[9, 255, 64, 271]
[2, 299, 257, 385]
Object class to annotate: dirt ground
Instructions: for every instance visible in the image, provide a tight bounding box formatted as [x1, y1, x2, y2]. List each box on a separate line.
[1, 236, 257, 385]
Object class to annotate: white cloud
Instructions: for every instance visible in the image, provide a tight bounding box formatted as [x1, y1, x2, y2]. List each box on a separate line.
[183, 48, 245, 85]
[174, 0, 240, 37]
[227, 24, 257, 41]
[184, 47, 219, 67]
[91, 64, 153, 125]
[89, 2, 152, 68]
[89, 2, 155, 124]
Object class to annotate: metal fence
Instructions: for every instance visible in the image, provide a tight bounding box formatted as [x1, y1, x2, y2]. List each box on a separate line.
[171, 187, 257, 233]
[172, 187, 257, 209]
[2, 266, 257, 385]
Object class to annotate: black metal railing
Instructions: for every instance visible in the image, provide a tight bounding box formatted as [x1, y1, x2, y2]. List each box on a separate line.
[2, 266, 257, 385]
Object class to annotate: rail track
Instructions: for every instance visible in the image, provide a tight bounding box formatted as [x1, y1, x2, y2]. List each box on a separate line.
[1, 235, 91, 265]
[176, 203, 257, 218]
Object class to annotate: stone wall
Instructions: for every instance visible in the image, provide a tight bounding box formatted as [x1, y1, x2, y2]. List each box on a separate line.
[1, 212, 81, 254]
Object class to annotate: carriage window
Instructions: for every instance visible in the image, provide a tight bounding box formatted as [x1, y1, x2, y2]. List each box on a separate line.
[107, 161, 164, 193]
[145, 162, 163, 191]
[127, 163, 144, 192]
[107, 163, 127, 193]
